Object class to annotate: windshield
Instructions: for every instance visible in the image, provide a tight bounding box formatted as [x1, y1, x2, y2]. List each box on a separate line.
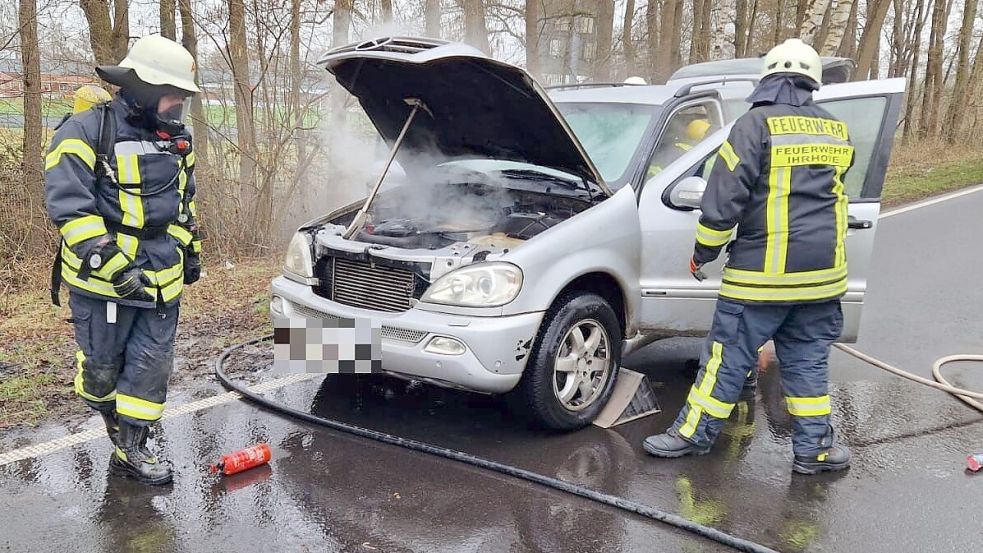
[555, 102, 659, 187]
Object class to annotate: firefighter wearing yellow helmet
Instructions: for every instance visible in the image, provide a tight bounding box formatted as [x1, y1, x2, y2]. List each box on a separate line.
[644, 39, 854, 476]
[43, 35, 202, 485]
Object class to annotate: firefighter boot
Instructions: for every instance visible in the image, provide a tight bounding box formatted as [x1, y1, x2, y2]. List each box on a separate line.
[109, 421, 173, 485]
[643, 431, 711, 458]
[793, 444, 851, 475]
[100, 410, 120, 446]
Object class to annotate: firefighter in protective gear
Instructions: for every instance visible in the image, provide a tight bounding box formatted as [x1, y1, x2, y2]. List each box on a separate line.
[44, 34, 202, 486]
[643, 38, 853, 475]
[648, 116, 713, 177]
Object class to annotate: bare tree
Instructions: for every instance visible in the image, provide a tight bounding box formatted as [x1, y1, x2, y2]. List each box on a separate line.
[425, 0, 441, 37]
[622, 0, 637, 74]
[799, 0, 831, 45]
[458, 0, 490, 52]
[853, 0, 892, 79]
[161, 0, 177, 39]
[228, 0, 257, 209]
[591, 0, 615, 80]
[902, 0, 928, 138]
[19, 0, 42, 202]
[655, 0, 681, 82]
[79, 0, 115, 64]
[942, 0, 978, 142]
[711, 0, 736, 59]
[920, 0, 953, 137]
[381, 0, 393, 24]
[690, 0, 708, 63]
[646, 0, 659, 82]
[820, 0, 853, 55]
[772, 0, 786, 44]
[111, 0, 128, 60]
[178, 0, 208, 166]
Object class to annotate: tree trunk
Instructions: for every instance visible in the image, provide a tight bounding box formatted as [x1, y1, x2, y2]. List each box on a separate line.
[712, 0, 736, 59]
[735, 0, 748, 57]
[228, 0, 256, 209]
[425, 0, 441, 37]
[799, 0, 831, 45]
[795, 0, 809, 27]
[920, 0, 953, 138]
[457, 0, 490, 52]
[112, 0, 129, 61]
[837, 0, 859, 58]
[942, 0, 978, 142]
[853, 0, 891, 79]
[19, 0, 42, 204]
[623, 0, 637, 74]
[380, 0, 393, 24]
[179, 0, 207, 166]
[646, 0, 659, 83]
[689, 0, 705, 64]
[525, 0, 542, 77]
[592, 0, 615, 80]
[745, 0, 760, 55]
[160, 0, 176, 39]
[672, 0, 684, 67]
[887, 0, 905, 77]
[290, 0, 301, 119]
[820, 0, 853, 55]
[334, 0, 352, 46]
[79, 0, 115, 64]
[902, 0, 927, 138]
[773, 0, 785, 44]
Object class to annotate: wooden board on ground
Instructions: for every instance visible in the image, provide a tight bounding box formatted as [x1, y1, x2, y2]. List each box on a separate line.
[593, 368, 662, 429]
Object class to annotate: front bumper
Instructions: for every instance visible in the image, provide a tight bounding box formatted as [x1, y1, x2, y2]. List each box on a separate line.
[270, 276, 544, 393]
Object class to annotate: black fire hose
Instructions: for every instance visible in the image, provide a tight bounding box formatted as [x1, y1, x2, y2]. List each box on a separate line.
[216, 335, 779, 553]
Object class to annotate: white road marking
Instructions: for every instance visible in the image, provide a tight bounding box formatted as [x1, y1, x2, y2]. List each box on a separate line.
[880, 183, 983, 219]
[0, 373, 317, 467]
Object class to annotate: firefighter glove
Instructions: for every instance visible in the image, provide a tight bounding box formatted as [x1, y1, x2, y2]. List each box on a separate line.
[183, 250, 201, 285]
[689, 257, 707, 282]
[113, 267, 154, 302]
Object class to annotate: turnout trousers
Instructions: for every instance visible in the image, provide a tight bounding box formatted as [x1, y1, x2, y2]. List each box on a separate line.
[670, 299, 843, 456]
[68, 292, 179, 427]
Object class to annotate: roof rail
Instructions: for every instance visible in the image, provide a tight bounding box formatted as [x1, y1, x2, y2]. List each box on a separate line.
[545, 81, 646, 91]
[673, 77, 759, 98]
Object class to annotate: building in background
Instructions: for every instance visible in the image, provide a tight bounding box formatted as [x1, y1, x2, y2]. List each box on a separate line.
[532, 0, 603, 86]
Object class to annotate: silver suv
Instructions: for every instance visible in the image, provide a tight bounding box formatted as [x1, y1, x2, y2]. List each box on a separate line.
[271, 37, 904, 429]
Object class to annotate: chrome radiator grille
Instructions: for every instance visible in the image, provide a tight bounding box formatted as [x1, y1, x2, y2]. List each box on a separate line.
[331, 257, 415, 312]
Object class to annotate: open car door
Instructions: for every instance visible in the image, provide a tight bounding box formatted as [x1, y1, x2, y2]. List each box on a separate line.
[637, 78, 905, 342]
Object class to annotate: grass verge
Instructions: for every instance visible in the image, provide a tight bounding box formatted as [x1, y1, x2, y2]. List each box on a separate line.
[0, 257, 279, 430]
[884, 139, 983, 206]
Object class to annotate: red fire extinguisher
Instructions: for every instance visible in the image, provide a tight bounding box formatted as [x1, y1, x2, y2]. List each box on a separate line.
[210, 443, 272, 476]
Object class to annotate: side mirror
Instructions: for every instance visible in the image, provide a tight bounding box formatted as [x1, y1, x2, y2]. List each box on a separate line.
[668, 176, 707, 210]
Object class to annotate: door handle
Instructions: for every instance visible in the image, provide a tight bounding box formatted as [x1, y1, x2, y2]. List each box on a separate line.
[848, 216, 873, 230]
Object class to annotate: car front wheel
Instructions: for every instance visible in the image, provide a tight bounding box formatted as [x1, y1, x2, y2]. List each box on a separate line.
[517, 293, 621, 430]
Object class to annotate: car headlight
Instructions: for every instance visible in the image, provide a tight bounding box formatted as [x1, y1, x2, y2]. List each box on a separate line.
[283, 232, 314, 279]
[421, 262, 522, 307]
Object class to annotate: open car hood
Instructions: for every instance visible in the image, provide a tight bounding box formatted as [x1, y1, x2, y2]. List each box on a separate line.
[318, 37, 610, 196]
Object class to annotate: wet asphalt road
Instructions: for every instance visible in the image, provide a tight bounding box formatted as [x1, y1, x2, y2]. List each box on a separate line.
[3, 190, 983, 553]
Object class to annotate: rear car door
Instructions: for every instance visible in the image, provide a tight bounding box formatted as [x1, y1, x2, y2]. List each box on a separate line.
[636, 78, 906, 342]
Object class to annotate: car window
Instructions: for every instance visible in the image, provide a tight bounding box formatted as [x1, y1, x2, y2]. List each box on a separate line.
[647, 102, 721, 178]
[556, 102, 659, 187]
[816, 96, 887, 198]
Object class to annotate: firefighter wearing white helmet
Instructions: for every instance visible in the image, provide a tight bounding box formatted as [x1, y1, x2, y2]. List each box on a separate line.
[43, 35, 203, 486]
[643, 39, 856, 476]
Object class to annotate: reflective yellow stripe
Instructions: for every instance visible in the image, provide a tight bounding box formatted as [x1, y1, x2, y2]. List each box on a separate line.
[718, 140, 740, 171]
[186, 151, 196, 167]
[60, 214, 107, 246]
[160, 276, 184, 302]
[766, 116, 849, 140]
[833, 165, 849, 267]
[785, 395, 831, 417]
[686, 386, 734, 419]
[74, 351, 116, 402]
[771, 144, 854, 167]
[116, 154, 144, 228]
[764, 167, 790, 274]
[723, 265, 847, 286]
[695, 222, 733, 247]
[116, 233, 139, 259]
[45, 138, 96, 171]
[191, 240, 202, 253]
[188, 199, 198, 218]
[167, 224, 193, 246]
[679, 341, 724, 438]
[116, 393, 165, 421]
[62, 267, 120, 297]
[719, 278, 848, 302]
[95, 251, 130, 280]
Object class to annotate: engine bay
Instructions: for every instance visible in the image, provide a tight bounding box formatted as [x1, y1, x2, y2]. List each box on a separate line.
[341, 181, 594, 251]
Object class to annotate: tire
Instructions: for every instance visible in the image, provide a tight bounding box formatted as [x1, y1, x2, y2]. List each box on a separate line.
[517, 292, 622, 431]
